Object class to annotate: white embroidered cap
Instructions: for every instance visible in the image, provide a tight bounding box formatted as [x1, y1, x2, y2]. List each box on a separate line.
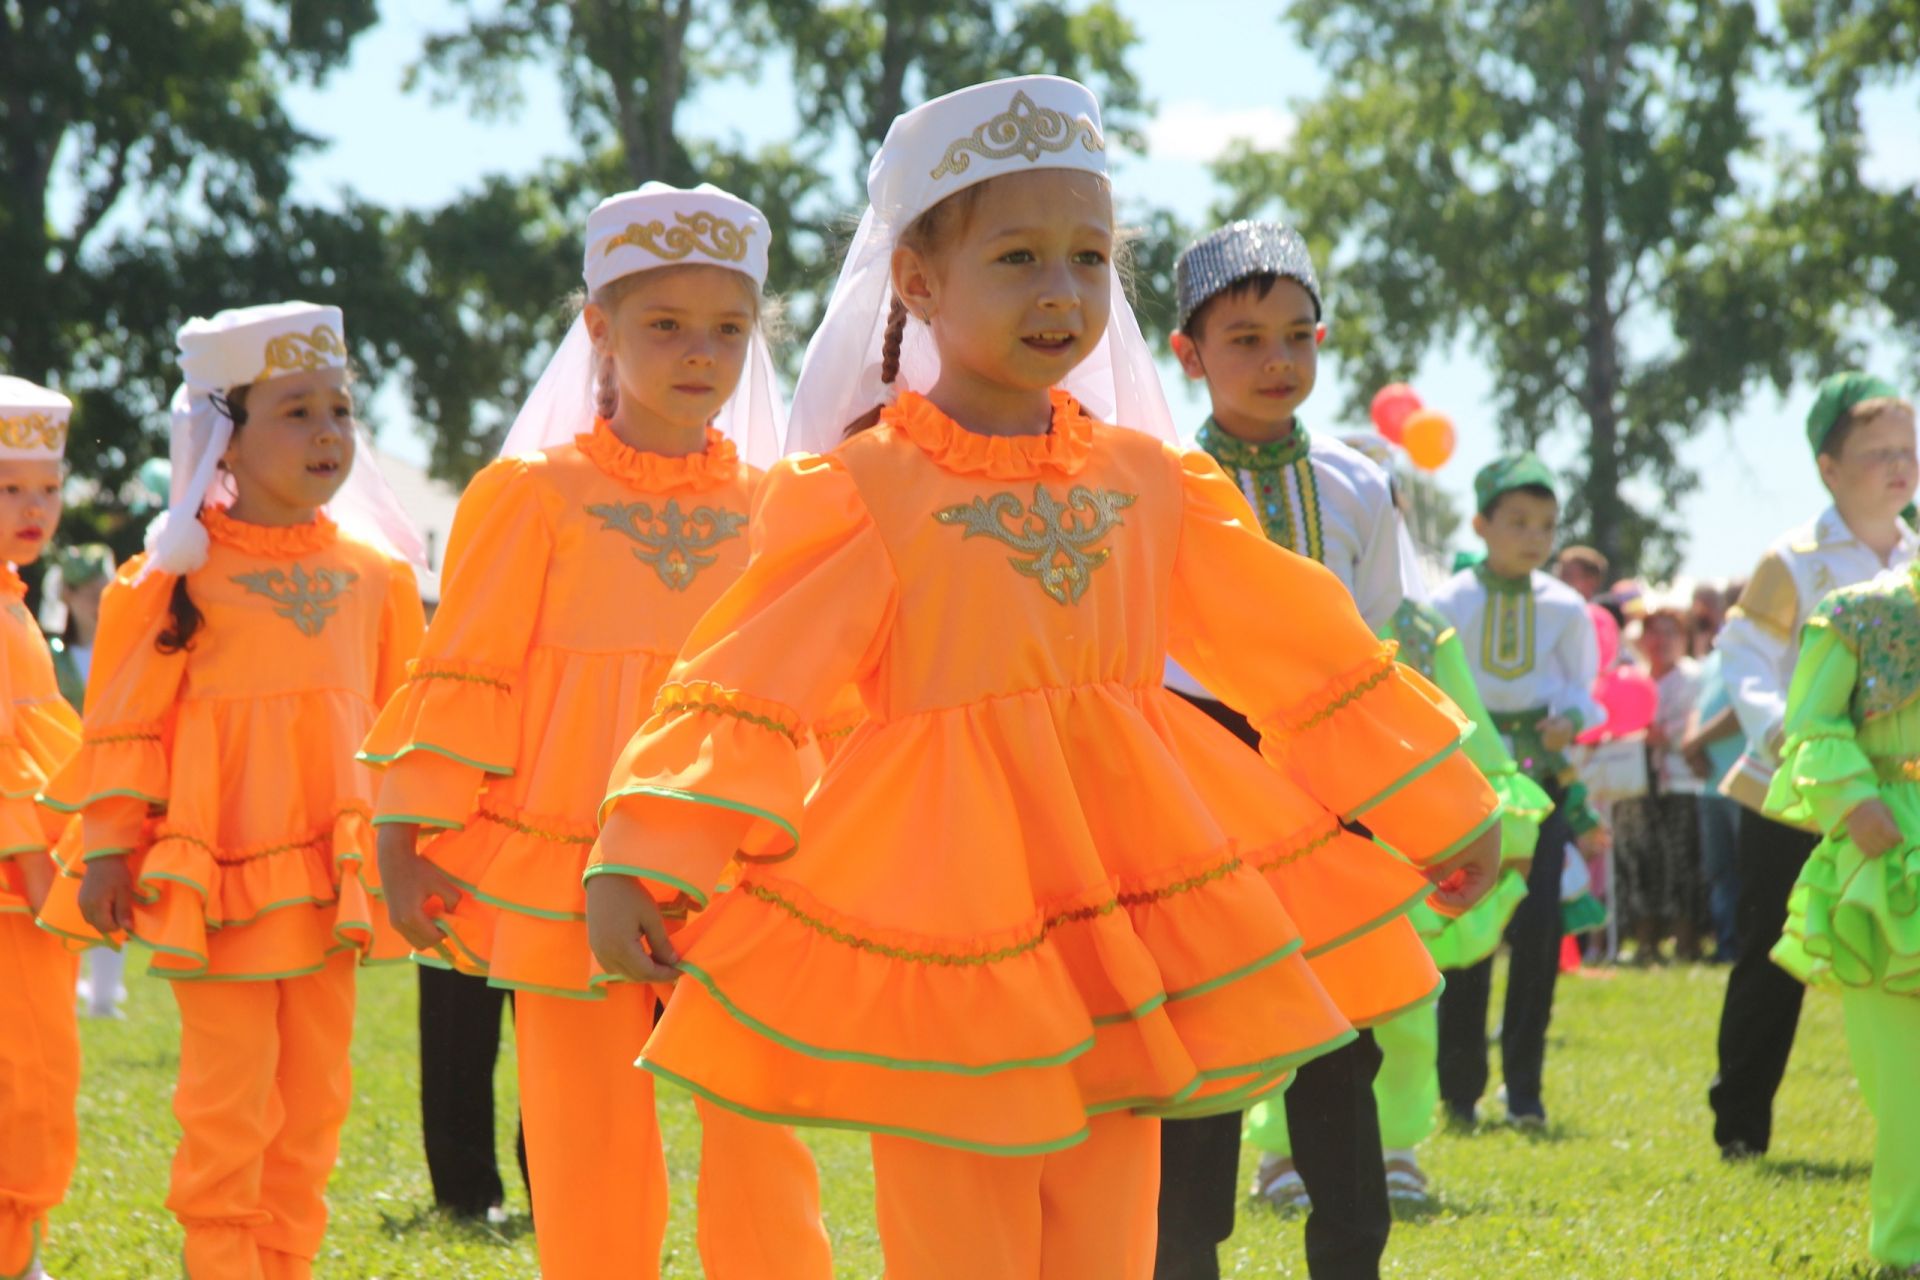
[177, 301, 348, 395]
[786, 75, 1176, 454]
[0, 376, 71, 463]
[584, 182, 771, 293]
[144, 301, 423, 581]
[501, 182, 786, 468]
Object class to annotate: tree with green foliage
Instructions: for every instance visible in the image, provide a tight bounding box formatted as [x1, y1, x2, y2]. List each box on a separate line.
[1213, 0, 1904, 574]
[394, 0, 1150, 482]
[0, 1, 391, 539]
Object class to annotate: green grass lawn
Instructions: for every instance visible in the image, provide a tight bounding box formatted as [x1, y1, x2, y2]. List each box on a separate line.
[43, 957, 1895, 1278]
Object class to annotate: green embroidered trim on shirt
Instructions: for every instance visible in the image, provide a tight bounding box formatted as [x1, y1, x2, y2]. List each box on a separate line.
[231, 564, 358, 638]
[586, 499, 747, 592]
[1474, 566, 1538, 680]
[1387, 599, 1455, 681]
[935, 484, 1137, 606]
[1197, 420, 1324, 563]
[1810, 565, 1920, 723]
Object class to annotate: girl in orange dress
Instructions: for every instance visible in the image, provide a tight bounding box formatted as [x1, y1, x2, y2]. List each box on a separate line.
[363, 183, 830, 1280]
[0, 377, 84, 1280]
[36, 302, 426, 1280]
[585, 76, 1503, 1279]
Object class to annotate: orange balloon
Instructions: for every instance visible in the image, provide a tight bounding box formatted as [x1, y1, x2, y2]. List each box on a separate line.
[1402, 409, 1456, 471]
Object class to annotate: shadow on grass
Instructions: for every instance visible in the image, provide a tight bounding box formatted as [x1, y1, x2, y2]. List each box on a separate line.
[376, 1204, 534, 1245]
[1757, 1157, 1873, 1184]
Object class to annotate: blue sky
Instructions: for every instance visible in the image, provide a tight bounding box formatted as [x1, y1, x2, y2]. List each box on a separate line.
[282, 1, 1920, 580]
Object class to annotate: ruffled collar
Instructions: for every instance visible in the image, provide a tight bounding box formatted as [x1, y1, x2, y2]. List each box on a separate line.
[201, 506, 339, 557]
[0, 564, 24, 601]
[1196, 418, 1310, 471]
[575, 420, 739, 493]
[884, 389, 1095, 478]
[1473, 563, 1534, 596]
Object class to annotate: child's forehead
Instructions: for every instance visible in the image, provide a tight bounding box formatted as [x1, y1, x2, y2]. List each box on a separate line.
[250, 366, 351, 408]
[1201, 278, 1317, 330]
[0, 458, 62, 484]
[1492, 490, 1559, 521]
[964, 169, 1113, 233]
[616, 263, 758, 311]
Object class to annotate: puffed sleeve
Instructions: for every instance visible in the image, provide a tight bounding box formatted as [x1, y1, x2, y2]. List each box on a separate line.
[1763, 602, 1876, 837]
[589, 454, 898, 905]
[1547, 603, 1607, 733]
[361, 457, 550, 830]
[1720, 550, 1799, 756]
[40, 559, 186, 859]
[1167, 450, 1499, 866]
[376, 558, 427, 707]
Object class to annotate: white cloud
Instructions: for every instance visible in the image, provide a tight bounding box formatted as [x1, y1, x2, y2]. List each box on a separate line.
[1139, 100, 1296, 164]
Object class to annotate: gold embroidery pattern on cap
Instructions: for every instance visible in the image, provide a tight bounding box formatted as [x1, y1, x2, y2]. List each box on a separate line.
[930, 90, 1105, 180]
[586, 499, 747, 591]
[231, 564, 358, 637]
[935, 484, 1136, 606]
[256, 325, 347, 382]
[601, 212, 756, 263]
[0, 413, 67, 453]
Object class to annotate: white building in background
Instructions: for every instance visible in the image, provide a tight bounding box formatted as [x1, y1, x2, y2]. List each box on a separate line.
[374, 449, 461, 607]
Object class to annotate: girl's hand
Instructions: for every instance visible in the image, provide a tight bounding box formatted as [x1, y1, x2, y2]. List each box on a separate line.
[586, 875, 681, 984]
[77, 856, 135, 937]
[376, 824, 464, 952]
[1424, 823, 1502, 915]
[1538, 716, 1576, 753]
[1845, 799, 1904, 859]
[18, 850, 55, 915]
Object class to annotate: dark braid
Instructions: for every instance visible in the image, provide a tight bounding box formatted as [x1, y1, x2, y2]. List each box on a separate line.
[156, 386, 251, 654]
[879, 296, 907, 385]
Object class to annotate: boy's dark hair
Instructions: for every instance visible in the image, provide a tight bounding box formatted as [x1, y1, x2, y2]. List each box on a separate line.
[156, 384, 254, 654]
[1479, 482, 1557, 520]
[1819, 395, 1909, 461]
[1182, 271, 1288, 340]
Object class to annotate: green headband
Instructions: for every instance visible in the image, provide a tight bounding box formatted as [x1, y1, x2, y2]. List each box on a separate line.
[1807, 371, 1901, 455]
[1473, 452, 1557, 512]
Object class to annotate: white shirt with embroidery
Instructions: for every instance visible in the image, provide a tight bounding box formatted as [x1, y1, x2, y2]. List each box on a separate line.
[1166, 431, 1403, 700]
[1716, 506, 1919, 803]
[1430, 567, 1606, 729]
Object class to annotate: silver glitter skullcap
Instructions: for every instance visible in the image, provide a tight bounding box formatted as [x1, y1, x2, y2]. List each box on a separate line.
[1175, 220, 1321, 332]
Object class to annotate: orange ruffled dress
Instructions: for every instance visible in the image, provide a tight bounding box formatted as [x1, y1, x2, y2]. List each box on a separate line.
[592, 391, 1501, 1155]
[360, 423, 758, 995]
[38, 510, 425, 979]
[0, 566, 79, 912]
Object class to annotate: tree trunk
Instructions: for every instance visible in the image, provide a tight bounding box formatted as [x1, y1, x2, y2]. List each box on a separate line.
[1576, 0, 1625, 567]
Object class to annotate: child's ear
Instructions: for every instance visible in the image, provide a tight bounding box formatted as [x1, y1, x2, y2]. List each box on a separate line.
[891, 245, 938, 320]
[583, 300, 612, 356]
[1815, 450, 1840, 493]
[1471, 511, 1491, 541]
[1169, 331, 1206, 381]
[1315, 323, 1328, 346]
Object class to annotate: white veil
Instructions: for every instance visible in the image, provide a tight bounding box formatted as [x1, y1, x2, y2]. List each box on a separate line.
[787, 76, 1175, 455]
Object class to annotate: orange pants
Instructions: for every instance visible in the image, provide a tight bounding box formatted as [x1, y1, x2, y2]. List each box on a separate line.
[0, 915, 80, 1279]
[871, 1111, 1160, 1279]
[168, 952, 357, 1280]
[516, 985, 832, 1280]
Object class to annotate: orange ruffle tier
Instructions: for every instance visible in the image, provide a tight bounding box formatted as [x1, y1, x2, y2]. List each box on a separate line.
[39, 690, 401, 979]
[600, 665, 1472, 1152]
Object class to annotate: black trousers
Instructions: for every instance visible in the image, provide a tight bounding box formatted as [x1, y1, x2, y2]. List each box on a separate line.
[1708, 811, 1820, 1152]
[417, 965, 528, 1216]
[1436, 794, 1569, 1116]
[1154, 692, 1391, 1280]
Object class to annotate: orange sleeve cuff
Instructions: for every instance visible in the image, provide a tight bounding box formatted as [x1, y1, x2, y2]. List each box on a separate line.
[373, 751, 486, 829]
[80, 795, 148, 860]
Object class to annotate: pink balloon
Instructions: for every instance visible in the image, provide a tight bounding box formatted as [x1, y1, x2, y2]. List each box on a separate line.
[1580, 667, 1657, 744]
[1370, 383, 1422, 442]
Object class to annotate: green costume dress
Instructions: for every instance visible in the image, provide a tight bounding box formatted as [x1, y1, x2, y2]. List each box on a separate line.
[1246, 599, 1549, 1155]
[1765, 565, 1920, 1266]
